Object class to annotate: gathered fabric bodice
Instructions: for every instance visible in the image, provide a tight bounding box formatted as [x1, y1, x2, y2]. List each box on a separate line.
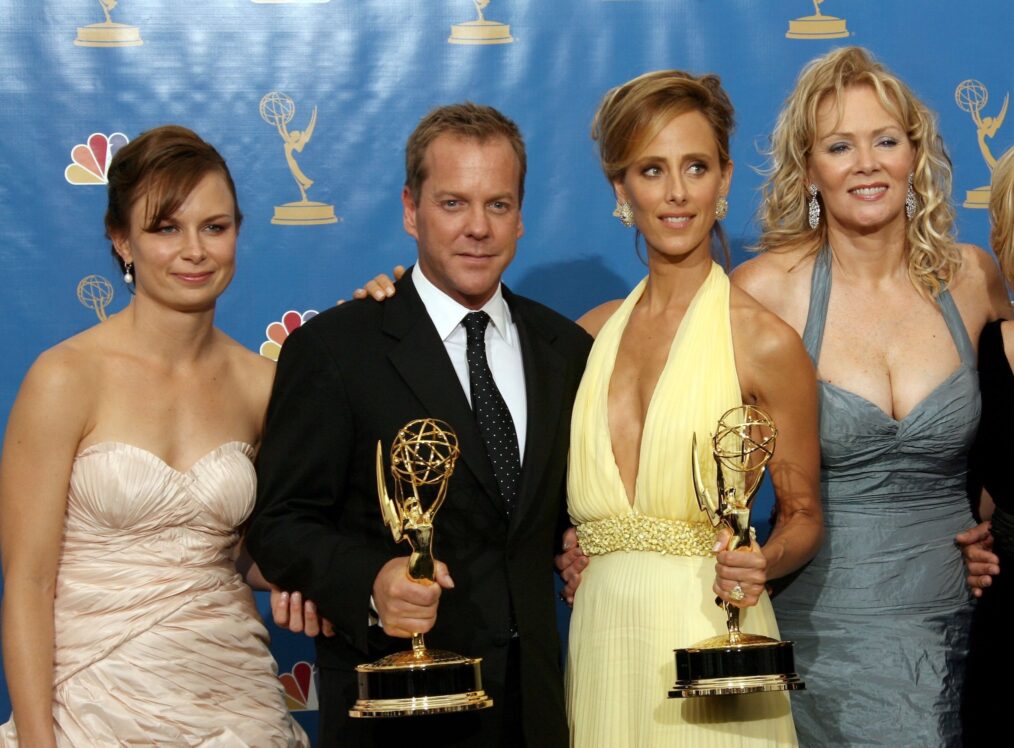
[1, 440, 308, 747]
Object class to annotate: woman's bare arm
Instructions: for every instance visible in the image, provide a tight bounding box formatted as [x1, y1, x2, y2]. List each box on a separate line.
[0, 350, 89, 747]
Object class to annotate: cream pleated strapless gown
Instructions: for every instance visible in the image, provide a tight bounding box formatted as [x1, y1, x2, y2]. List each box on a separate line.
[0, 441, 308, 747]
[566, 264, 796, 747]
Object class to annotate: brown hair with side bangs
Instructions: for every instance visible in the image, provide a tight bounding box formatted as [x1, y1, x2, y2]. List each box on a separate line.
[104, 125, 242, 273]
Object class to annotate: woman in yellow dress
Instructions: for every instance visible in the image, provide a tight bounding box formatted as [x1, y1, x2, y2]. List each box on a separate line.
[564, 70, 823, 747]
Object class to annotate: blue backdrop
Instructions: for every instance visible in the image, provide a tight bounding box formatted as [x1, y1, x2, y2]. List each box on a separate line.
[1, 1, 1011, 740]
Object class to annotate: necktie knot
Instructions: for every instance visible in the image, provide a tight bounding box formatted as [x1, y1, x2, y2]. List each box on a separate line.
[463, 311, 491, 346]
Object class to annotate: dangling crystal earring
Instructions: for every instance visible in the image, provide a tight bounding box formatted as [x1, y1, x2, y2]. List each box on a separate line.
[612, 200, 635, 228]
[807, 184, 821, 230]
[123, 262, 134, 285]
[715, 195, 729, 220]
[905, 173, 918, 220]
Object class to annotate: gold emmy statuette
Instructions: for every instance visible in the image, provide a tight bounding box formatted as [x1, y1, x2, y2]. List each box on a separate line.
[74, 0, 143, 47]
[449, 0, 514, 45]
[77, 274, 114, 322]
[669, 405, 805, 698]
[349, 418, 494, 718]
[785, 0, 849, 39]
[259, 92, 339, 226]
[955, 79, 1009, 209]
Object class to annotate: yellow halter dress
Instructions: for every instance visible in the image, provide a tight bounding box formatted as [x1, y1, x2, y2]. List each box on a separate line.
[565, 264, 797, 747]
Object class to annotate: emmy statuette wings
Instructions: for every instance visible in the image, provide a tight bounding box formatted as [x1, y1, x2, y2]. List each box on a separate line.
[670, 405, 806, 698]
[955, 79, 1009, 209]
[350, 418, 494, 718]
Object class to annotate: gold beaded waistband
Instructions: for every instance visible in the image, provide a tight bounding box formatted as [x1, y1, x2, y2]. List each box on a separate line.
[576, 514, 717, 557]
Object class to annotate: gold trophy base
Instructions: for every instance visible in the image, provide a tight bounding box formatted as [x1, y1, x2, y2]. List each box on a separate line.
[448, 21, 514, 45]
[785, 16, 849, 39]
[75, 23, 144, 47]
[963, 186, 990, 209]
[271, 201, 340, 225]
[670, 633, 805, 698]
[350, 647, 494, 718]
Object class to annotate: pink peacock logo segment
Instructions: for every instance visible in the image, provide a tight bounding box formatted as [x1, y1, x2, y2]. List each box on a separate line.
[279, 660, 318, 712]
[65, 132, 129, 185]
[260, 309, 318, 361]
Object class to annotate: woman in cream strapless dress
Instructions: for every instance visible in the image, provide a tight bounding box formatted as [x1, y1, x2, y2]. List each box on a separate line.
[0, 126, 309, 746]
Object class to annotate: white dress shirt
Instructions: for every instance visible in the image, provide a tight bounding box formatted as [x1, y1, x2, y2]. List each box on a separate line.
[412, 265, 527, 461]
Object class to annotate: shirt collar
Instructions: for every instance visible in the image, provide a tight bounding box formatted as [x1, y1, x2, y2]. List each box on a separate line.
[412, 264, 512, 342]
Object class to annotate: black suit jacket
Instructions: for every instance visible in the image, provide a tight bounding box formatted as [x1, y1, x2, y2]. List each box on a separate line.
[247, 268, 591, 747]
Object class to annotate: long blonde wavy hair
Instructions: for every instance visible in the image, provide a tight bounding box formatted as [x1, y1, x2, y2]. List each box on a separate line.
[758, 47, 959, 297]
[991, 147, 1014, 285]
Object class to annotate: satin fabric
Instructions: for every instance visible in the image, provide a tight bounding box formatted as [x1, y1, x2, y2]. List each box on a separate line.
[0, 441, 308, 746]
[566, 264, 797, 747]
[773, 248, 977, 747]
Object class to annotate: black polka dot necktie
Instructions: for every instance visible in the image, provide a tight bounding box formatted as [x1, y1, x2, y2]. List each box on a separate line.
[462, 311, 521, 515]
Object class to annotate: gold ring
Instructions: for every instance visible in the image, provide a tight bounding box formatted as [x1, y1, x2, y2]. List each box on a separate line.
[730, 584, 745, 602]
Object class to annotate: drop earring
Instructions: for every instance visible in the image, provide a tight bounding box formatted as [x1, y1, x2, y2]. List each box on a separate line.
[905, 173, 918, 220]
[123, 262, 134, 285]
[807, 184, 821, 230]
[715, 195, 729, 220]
[612, 200, 635, 228]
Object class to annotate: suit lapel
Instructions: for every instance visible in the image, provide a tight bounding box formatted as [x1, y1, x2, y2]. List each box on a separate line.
[507, 291, 567, 536]
[384, 270, 503, 514]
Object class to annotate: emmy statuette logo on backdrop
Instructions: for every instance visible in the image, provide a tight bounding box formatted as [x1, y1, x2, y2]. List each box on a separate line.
[785, 0, 849, 40]
[260, 92, 339, 226]
[449, 1, 514, 45]
[77, 275, 115, 322]
[75, 1, 143, 47]
[955, 79, 1009, 209]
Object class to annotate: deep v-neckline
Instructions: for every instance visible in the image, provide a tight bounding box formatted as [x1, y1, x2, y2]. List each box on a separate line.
[804, 246, 974, 427]
[819, 366, 967, 426]
[75, 441, 255, 476]
[605, 266, 716, 509]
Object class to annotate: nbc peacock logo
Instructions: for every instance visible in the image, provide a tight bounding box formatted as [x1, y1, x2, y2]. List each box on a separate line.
[279, 661, 319, 711]
[260, 310, 319, 361]
[65, 132, 129, 185]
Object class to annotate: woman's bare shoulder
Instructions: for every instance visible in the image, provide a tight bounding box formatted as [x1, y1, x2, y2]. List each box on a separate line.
[950, 242, 1009, 322]
[577, 299, 624, 338]
[730, 285, 807, 363]
[730, 245, 815, 335]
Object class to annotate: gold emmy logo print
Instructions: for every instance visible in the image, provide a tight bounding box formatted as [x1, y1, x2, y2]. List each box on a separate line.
[75, 1, 143, 47]
[785, 0, 849, 40]
[955, 79, 1009, 209]
[77, 275, 114, 321]
[449, 1, 514, 45]
[260, 92, 339, 226]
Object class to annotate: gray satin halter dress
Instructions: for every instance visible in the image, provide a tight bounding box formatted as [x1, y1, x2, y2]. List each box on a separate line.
[772, 248, 977, 747]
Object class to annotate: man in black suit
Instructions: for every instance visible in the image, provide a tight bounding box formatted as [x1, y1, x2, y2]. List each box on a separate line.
[247, 103, 591, 747]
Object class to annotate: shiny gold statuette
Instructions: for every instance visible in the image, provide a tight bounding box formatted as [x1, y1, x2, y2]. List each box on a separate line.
[349, 418, 494, 718]
[669, 406, 805, 698]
